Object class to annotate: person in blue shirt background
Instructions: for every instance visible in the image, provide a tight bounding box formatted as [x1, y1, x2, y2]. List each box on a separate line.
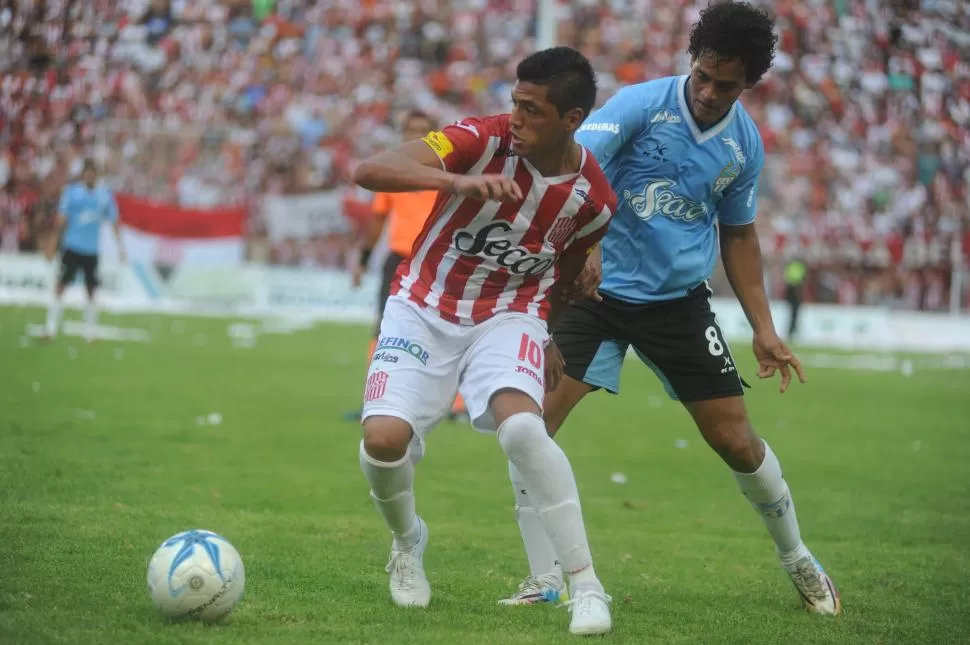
[499, 1, 840, 616]
[43, 159, 126, 341]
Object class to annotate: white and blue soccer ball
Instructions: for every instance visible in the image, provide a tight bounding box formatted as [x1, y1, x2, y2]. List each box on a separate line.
[146, 529, 246, 622]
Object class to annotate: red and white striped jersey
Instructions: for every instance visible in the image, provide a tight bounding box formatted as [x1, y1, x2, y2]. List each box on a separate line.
[390, 114, 617, 326]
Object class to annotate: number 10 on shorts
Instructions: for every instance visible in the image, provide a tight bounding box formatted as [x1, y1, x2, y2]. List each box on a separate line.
[517, 333, 543, 369]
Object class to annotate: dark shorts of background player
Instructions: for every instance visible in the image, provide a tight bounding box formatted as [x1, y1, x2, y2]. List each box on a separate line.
[553, 285, 749, 402]
[58, 249, 99, 292]
[374, 251, 407, 336]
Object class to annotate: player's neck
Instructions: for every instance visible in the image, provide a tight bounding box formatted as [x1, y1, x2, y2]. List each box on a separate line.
[524, 140, 582, 178]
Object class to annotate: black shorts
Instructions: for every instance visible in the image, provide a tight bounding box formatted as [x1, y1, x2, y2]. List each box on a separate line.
[58, 249, 99, 291]
[374, 251, 406, 336]
[554, 285, 748, 402]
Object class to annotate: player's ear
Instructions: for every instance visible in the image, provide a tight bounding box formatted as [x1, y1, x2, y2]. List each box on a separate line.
[563, 107, 585, 133]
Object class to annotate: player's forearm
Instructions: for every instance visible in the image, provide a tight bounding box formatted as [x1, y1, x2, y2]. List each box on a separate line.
[547, 254, 586, 330]
[48, 216, 66, 252]
[353, 151, 455, 194]
[547, 287, 568, 332]
[720, 225, 775, 335]
[358, 220, 382, 262]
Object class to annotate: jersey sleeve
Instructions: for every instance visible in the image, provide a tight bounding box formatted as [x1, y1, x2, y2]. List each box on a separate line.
[718, 138, 764, 227]
[575, 86, 648, 168]
[420, 117, 491, 174]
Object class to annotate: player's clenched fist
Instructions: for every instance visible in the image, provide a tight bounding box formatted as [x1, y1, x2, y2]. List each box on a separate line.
[448, 174, 523, 202]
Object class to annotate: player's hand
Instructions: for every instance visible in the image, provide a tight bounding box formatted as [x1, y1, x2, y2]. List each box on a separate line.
[752, 331, 806, 394]
[351, 264, 364, 289]
[561, 245, 603, 304]
[449, 174, 523, 202]
[544, 341, 566, 393]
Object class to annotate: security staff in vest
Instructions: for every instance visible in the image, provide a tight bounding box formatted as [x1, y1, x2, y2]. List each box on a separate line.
[784, 257, 807, 341]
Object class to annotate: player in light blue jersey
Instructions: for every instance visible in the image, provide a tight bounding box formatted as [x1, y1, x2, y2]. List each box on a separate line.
[500, 1, 841, 616]
[43, 159, 126, 341]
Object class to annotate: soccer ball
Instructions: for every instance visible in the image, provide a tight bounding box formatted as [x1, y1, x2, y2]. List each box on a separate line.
[146, 529, 246, 622]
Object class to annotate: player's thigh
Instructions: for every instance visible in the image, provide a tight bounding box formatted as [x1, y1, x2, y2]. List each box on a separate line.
[58, 251, 80, 286]
[458, 313, 550, 432]
[543, 374, 594, 437]
[363, 297, 460, 458]
[554, 299, 629, 395]
[631, 290, 745, 403]
[81, 254, 99, 292]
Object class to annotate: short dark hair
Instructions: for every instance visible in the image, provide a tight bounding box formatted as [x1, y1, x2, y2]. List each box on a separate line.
[403, 109, 435, 130]
[81, 158, 97, 173]
[516, 47, 597, 120]
[687, 0, 777, 85]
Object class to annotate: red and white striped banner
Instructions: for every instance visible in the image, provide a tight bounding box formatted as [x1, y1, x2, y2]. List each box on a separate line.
[100, 195, 247, 266]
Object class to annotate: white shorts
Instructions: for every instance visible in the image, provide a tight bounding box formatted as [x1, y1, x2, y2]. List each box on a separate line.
[361, 296, 548, 457]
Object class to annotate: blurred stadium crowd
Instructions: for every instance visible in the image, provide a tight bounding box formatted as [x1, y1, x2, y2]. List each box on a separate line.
[1, 0, 968, 310]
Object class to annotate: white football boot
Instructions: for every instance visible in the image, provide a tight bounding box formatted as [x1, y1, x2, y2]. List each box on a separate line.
[783, 552, 841, 615]
[563, 586, 612, 635]
[497, 574, 566, 606]
[385, 517, 431, 608]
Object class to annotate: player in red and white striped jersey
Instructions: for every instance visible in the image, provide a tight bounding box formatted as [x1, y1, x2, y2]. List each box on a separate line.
[351, 47, 616, 636]
[389, 112, 614, 326]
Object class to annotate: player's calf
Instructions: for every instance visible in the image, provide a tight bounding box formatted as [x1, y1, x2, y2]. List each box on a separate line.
[493, 393, 611, 634]
[687, 397, 840, 615]
[359, 418, 431, 608]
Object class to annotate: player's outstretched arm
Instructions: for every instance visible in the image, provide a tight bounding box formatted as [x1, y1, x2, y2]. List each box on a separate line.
[720, 223, 773, 335]
[353, 140, 459, 194]
[720, 223, 806, 392]
[353, 140, 522, 201]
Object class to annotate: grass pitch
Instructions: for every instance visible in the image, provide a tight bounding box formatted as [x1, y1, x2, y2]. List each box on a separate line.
[1, 306, 968, 645]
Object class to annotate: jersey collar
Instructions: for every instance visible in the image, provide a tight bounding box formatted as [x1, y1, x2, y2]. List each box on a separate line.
[677, 75, 737, 145]
[521, 145, 587, 185]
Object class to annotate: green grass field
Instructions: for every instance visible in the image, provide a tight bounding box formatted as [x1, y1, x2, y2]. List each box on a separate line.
[2, 306, 969, 645]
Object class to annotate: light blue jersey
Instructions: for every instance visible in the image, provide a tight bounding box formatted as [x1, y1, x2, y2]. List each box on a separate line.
[575, 75, 764, 303]
[58, 182, 118, 256]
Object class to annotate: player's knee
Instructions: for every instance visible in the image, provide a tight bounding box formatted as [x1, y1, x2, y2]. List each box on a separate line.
[361, 416, 413, 462]
[496, 411, 548, 460]
[704, 415, 763, 472]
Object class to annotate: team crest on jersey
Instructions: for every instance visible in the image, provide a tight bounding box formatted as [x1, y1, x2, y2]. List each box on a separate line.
[713, 161, 740, 195]
[546, 216, 578, 251]
[721, 137, 746, 165]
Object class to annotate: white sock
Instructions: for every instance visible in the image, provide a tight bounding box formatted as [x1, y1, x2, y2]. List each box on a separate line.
[508, 461, 562, 583]
[84, 302, 98, 340]
[45, 299, 62, 336]
[358, 441, 421, 551]
[733, 441, 809, 562]
[497, 413, 601, 592]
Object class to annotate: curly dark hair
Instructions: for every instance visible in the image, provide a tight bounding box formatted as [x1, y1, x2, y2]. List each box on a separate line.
[687, 0, 778, 85]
